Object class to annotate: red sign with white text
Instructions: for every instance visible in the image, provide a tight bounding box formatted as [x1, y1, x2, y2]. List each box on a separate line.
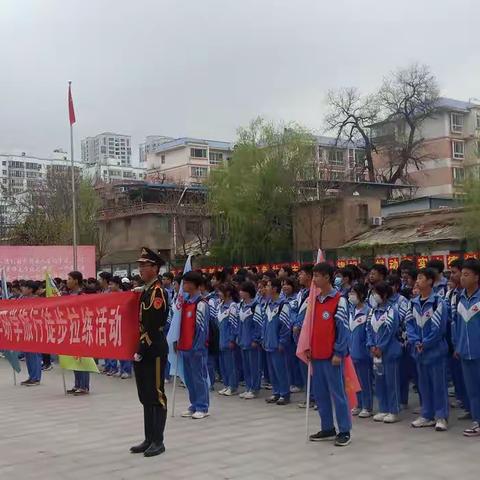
[0, 246, 96, 280]
[0, 292, 140, 359]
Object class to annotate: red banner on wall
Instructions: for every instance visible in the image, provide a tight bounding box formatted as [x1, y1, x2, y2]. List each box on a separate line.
[0, 292, 140, 360]
[388, 257, 400, 271]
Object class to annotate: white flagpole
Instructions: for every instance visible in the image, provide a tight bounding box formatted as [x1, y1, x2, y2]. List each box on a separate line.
[305, 360, 312, 442]
[69, 81, 78, 271]
[170, 349, 179, 417]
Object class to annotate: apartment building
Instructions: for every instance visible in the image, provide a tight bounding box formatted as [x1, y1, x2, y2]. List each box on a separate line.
[81, 132, 132, 166]
[371, 97, 480, 197]
[146, 137, 233, 185]
[139, 136, 174, 164]
[0, 151, 82, 196]
[315, 136, 366, 182]
[83, 158, 146, 184]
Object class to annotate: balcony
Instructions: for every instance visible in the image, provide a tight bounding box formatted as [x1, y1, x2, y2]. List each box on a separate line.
[98, 202, 209, 220]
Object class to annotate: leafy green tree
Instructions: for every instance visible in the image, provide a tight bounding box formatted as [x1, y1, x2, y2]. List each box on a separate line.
[462, 176, 480, 251]
[207, 118, 316, 264]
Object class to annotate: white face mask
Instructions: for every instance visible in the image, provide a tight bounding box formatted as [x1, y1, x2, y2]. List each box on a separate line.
[348, 294, 360, 306]
[371, 293, 382, 307]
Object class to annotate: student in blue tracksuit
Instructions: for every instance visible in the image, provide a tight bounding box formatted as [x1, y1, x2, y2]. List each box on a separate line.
[454, 258, 480, 437]
[19, 281, 42, 387]
[238, 281, 263, 399]
[367, 264, 388, 306]
[308, 263, 351, 447]
[282, 277, 303, 393]
[255, 279, 271, 388]
[386, 274, 414, 409]
[263, 278, 291, 405]
[293, 264, 314, 408]
[406, 268, 449, 431]
[446, 259, 470, 419]
[366, 281, 402, 423]
[348, 282, 373, 418]
[338, 267, 354, 298]
[178, 271, 210, 420]
[426, 259, 448, 298]
[217, 283, 240, 396]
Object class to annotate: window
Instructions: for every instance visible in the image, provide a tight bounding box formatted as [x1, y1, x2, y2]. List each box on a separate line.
[328, 149, 344, 166]
[2, 170, 6, 175]
[476, 113, 480, 129]
[161, 154, 165, 164]
[358, 204, 369, 224]
[450, 113, 464, 134]
[452, 140, 465, 159]
[100, 146, 106, 154]
[190, 148, 207, 159]
[209, 151, 223, 165]
[2, 161, 5, 166]
[191, 166, 208, 178]
[355, 150, 366, 168]
[453, 167, 465, 185]
[185, 220, 202, 235]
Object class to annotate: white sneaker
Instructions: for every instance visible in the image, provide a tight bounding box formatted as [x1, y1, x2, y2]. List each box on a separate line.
[120, 373, 131, 379]
[383, 414, 400, 424]
[113, 371, 122, 378]
[181, 410, 193, 418]
[218, 388, 228, 395]
[358, 409, 373, 418]
[373, 412, 388, 422]
[435, 418, 448, 432]
[351, 407, 361, 416]
[290, 386, 302, 393]
[223, 388, 238, 396]
[243, 391, 257, 399]
[411, 417, 436, 428]
[192, 411, 210, 420]
[239, 391, 248, 399]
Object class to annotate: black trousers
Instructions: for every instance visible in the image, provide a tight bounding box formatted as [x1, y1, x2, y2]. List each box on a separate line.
[134, 355, 168, 444]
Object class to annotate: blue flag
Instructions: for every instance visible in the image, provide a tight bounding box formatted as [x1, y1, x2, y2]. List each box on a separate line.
[166, 255, 193, 382]
[1, 269, 21, 373]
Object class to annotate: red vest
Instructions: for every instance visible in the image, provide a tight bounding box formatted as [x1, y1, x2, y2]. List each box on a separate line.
[311, 292, 341, 360]
[177, 301, 197, 351]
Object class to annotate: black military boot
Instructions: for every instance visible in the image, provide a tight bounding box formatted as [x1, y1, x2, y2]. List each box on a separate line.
[130, 406, 153, 453]
[144, 406, 166, 457]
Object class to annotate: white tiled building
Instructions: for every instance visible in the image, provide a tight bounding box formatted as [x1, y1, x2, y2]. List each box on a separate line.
[81, 132, 132, 166]
[83, 159, 146, 184]
[139, 136, 174, 165]
[146, 137, 233, 185]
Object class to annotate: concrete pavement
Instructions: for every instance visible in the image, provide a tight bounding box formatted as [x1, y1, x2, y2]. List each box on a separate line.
[0, 359, 478, 480]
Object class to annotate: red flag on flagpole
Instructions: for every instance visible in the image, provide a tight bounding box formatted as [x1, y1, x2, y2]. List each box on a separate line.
[68, 82, 76, 125]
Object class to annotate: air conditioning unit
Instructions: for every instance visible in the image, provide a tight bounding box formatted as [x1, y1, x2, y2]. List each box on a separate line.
[371, 216, 383, 226]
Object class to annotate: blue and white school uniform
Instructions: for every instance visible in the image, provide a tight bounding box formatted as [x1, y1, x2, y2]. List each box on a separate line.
[293, 288, 310, 389]
[262, 299, 291, 398]
[366, 303, 402, 415]
[406, 293, 449, 421]
[218, 301, 240, 391]
[238, 300, 263, 393]
[390, 292, 416, 407]
[181, 294, 210, 414]
[349, 304, 373, 411]
[433, 276, 448, 298]
[454, 288, 480, 424]
[206, 291, 221, 386]
[285, 294, 302, 389]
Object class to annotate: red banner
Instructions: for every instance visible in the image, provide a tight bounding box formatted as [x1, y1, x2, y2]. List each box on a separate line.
[0, 245, 96, 280]
[416, 255, 429, 269]
[0, 292, 140, 360]
[464, 252, 479, 260]
[375, 257, 387, 266]
[387, 257, 400, 271]
[447, 253, 461, 267]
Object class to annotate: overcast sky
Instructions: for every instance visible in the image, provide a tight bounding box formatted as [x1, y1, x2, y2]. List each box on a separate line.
[1, 0, 477, 164]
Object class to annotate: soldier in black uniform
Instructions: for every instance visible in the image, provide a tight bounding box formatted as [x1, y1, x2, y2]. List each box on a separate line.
[130, 247, 169, 457]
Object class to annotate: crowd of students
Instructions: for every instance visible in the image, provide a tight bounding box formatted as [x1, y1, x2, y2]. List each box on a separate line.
[3, 256, 480, 445]
[166, 257, 480, 444]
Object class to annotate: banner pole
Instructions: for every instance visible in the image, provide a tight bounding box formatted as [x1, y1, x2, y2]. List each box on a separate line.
[170, 349, 179, 418]
[62, 369, 67, 395]
[305, 361, 312, 443]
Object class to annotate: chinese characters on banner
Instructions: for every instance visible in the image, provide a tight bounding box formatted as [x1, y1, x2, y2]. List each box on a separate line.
[0, 292, 140, 360]
[375, 257, 387, 266]
[387, 257, 400, 271]
[0, 246, 96, 280]
[447, 253, 461, 266]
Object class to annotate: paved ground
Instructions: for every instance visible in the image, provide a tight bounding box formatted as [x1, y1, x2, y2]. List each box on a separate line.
[0, 359, 478, 480]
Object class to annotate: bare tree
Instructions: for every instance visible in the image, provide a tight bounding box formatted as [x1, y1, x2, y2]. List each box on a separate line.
[375, 63, 440, 184]
[324, 88, 380, 182]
